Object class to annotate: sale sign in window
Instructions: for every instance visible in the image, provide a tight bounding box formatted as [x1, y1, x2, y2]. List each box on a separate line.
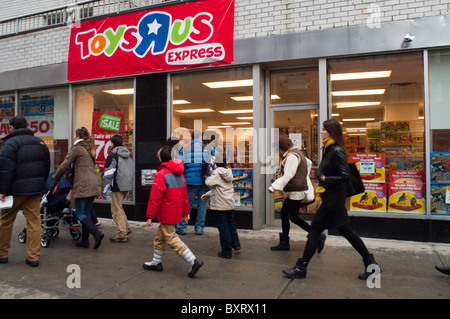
[92, 111, 124, 171]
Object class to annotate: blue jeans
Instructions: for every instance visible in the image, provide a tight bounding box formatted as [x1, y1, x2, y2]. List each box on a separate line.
[74, 197, 95, 222]
[214, 210, 240, 256]
[176, 185, 209, 234]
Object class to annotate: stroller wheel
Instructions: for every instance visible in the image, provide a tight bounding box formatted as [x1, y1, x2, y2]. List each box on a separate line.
[41, 235, 51, 248]
[18, 231, 27, 244]
[70, 227, 81, 241]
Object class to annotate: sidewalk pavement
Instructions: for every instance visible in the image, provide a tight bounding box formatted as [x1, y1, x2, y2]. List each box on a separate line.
[0, 214, 449, 300]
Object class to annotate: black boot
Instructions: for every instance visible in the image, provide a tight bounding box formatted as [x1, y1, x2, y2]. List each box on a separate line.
[358, 254, 381, 280]
[271, 233, 290, 251]
[435, 266, 450, 276]
[76, 224, 90, 248]
[283, 258, 308, 279]
[317, 232, 326, 253]
[80, 218, 104, 250]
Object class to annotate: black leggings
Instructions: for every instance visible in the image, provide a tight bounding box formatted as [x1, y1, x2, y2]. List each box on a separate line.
[280, 198, 310, 235]
[302, 224, 370, 262]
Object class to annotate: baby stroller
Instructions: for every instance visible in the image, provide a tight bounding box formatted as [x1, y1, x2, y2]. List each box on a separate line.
[18, 172, 81, 248]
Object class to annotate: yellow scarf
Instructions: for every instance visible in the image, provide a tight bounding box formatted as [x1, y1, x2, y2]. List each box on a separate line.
[315, 137, 337, 200]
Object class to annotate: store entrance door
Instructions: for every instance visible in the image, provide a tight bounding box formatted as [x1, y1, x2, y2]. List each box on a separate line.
[266, 105, 319, 227]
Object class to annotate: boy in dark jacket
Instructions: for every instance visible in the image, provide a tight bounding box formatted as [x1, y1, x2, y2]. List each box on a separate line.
[143, 146, 203, 277]
[0, 116, 50, 267]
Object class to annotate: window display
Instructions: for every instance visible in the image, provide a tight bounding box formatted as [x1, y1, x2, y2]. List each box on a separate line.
[329, 52, 425, 214]
[0, 93, 15, 140]
[73, 79, 134, 202]
[171, 67, 254, 208]
[19, 88, 69, 171]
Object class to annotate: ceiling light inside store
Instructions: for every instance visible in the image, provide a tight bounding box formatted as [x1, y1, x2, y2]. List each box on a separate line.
[208, 125, 231, 129]
[173, 100, 191, 104]
[218, 110, 253, 114]
[175, 108, 215, 113]
[222, 122, 251, 125]
[342, 118, 375, 121]
[331, 71, 392, 81]
[103, 88, 134, 95]
[336, 102, 381, 108]
[230, 94, 280, 101]
[332, 89, 385, 96]
[202, 79, 253, 88]
[236, 117, 253, 120]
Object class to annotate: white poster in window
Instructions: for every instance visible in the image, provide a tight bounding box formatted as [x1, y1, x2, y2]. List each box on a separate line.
[359, 161, 375, 174]
[446, 186, 450, 204]
[289, 133, 302, 149]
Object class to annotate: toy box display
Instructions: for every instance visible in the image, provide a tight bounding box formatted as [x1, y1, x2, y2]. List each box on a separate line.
[388, 170, 425, 184]
[387, 183, 425, 213]
[348, 153, 385, 183]
[430, 152, 450, 184]
[350, 183, 387, 212]
[430, 185, 450, 215]
[232, 169, 253, 207]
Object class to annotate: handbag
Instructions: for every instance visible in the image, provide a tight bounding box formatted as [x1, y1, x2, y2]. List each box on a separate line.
[346, 162, 365, 197]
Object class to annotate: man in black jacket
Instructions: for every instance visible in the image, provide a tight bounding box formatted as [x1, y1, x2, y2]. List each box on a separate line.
[0, 116, 50, 267]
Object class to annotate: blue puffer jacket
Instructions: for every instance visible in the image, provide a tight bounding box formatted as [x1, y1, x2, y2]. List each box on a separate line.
[179, 139, 215, 186]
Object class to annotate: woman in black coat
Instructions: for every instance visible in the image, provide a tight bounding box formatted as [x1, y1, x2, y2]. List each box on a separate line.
[283, 119, 380, 280]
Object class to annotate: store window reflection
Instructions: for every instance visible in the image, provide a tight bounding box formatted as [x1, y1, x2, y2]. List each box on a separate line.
[171, 67, 254, 208]
[19, 88, 69, 171]
[328, 53, 425, 215]
[73, 79, 134, 201]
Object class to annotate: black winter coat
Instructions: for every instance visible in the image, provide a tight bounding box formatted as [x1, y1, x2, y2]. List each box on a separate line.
[0, 128, 50, 195]
[312, 143, 351, 229]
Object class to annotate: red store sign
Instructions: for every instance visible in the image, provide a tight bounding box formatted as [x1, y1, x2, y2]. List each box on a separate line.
[68, 0, 234, 81]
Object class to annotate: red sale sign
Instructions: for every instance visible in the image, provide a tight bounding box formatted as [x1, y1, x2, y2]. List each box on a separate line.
[92, 111, 124, 171]
[68, 0, 234, 81]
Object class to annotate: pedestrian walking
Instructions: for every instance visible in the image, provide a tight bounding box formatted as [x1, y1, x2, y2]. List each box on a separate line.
[201, 156, 241, 259]
[268, 136, 326, 252]
[102, 134, 133, 243]
[53, 127, 104, 249]
[283, 119, 380, 280]
[0, 116, 50, 267]
[143, 146, 203, 277]
[176, 131, 214, 235]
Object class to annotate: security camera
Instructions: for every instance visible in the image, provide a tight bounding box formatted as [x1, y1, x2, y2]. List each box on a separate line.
[404, 33, 415, 42]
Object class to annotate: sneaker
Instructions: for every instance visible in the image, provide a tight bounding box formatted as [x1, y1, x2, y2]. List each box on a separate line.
[25, 259, 39, 267]
[217, 252, 231, 259]
[176, 230, 186, 235]
[0, 257, 8, 264]
[143, 262, 163, 271]
[110, 236, 128, 243]
[233, 246, 241, 251]
[188, 258, 203, 278]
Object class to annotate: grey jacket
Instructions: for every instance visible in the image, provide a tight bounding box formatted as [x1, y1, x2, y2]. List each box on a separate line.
[102, 146, 133, 193]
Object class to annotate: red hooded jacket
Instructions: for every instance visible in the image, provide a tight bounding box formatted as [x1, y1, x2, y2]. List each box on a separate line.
[146, 159, 189, 224]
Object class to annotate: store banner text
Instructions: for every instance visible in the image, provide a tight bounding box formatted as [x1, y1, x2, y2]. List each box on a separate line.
[67, 0, 234, 81]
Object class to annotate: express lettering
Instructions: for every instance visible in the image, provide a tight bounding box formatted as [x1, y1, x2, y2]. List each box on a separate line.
[75, 12, 214, 59]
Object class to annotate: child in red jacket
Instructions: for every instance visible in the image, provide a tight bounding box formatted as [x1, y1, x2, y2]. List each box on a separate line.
[143, 146, 203, 277]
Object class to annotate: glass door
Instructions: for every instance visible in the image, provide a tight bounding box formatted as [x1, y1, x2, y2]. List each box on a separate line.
[266, 105, 319, 226]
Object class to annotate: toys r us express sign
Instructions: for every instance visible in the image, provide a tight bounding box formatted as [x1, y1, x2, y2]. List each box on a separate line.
[68, 0, 234, 81]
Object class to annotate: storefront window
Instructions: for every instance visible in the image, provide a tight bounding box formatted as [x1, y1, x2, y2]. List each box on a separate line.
[329, 53, 425, 215]
[270, 68, 319, 105]
[171, 67, 254, 208]
[429, 49, 450, 216]
[0, 93, 15, 142]
[73, 79, 134, 201]
[19, 88, 69, 171]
